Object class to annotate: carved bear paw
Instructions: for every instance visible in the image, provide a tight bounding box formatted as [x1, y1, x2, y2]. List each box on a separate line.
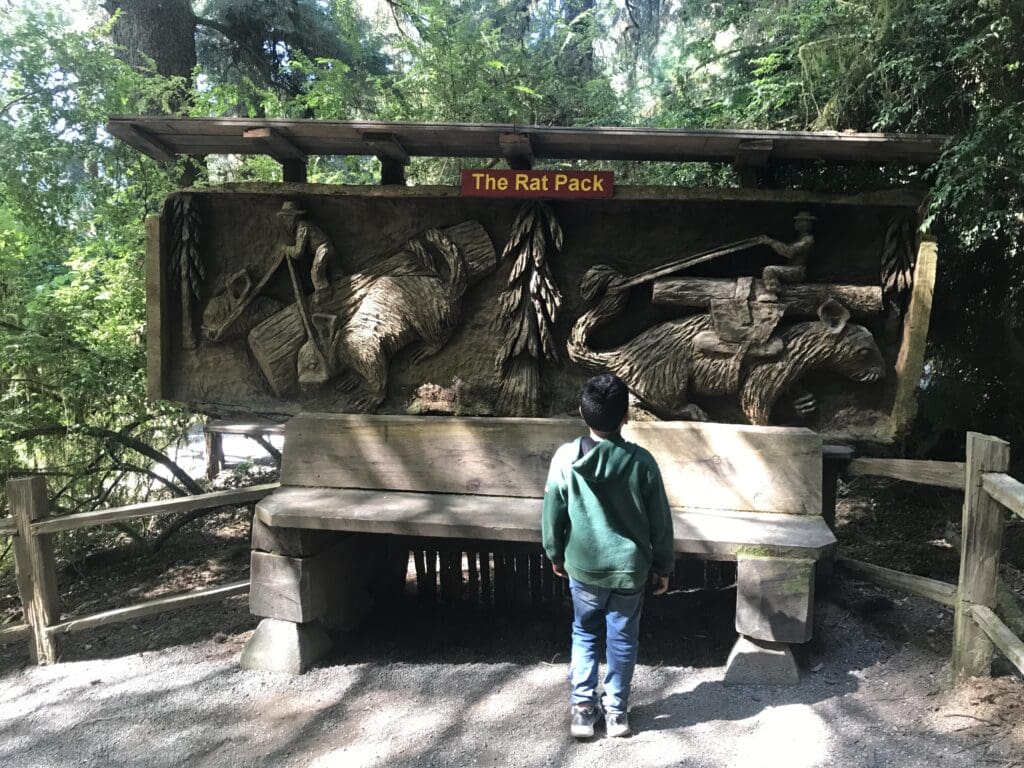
[792, 392, 817, 418]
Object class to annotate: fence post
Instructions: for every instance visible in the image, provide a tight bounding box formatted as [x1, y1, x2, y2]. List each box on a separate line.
[951, 432, 1010, 682]
[8, 476, 60, 664]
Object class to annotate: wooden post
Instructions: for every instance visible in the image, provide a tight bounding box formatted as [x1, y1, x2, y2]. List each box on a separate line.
[8, 477, 60, 664]
[281, 159, 307, 183]
[952, 432, 1011, 681]
[205, 430, 224, 481]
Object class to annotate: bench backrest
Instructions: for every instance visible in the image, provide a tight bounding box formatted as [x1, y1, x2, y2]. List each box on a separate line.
[280, 413, 823, 516]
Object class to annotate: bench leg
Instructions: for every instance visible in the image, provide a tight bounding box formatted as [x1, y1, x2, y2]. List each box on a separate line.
[724, 554, 816, 685]
[242, 522, 384, 673]
[240, 618, 332, 674]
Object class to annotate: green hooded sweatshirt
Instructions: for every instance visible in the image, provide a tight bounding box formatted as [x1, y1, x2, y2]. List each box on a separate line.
[541, 434, 674, 591]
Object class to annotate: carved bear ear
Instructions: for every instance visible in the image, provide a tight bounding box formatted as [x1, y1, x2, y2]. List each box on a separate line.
[818, 298, 851, 335]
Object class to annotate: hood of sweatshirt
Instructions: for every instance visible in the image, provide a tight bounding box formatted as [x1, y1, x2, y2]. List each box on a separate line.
[571, 436, 638, 483]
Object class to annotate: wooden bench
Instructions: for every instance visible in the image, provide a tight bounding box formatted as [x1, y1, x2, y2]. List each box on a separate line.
[241, 413, 836, 683]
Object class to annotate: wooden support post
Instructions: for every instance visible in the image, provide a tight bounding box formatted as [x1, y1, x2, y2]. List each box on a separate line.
[733, 138, 773, 187]
[282, 160, 308, 183]
[242, 127, 308, 183]
[952, 432, 1011, 681]
[8, 477, 60, 664]
[362, 132, 408, 185]
[467, 550, 479, 604]
[480, 550, 491, 605]
[500, 133, 533, 170]
[205, 430, 224, 481]
[821, 445, 853, 532]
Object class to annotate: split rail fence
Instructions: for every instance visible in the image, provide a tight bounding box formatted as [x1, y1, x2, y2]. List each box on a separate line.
[838, 431, 1024, 681]
[3, 431, 1024, 680]
[0, 476, 277, 663]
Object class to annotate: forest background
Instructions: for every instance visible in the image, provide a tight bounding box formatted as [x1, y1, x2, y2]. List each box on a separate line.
[1, 0, 1022, 558]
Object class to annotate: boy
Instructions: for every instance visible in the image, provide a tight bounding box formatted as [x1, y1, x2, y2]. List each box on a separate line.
[541, 373, 674, 739]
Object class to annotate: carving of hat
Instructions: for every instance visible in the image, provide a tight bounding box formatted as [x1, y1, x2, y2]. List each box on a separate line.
[277, 201, 307, 217]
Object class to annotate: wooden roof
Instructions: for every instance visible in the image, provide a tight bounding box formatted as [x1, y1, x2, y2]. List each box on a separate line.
[107, 116, 948, 166]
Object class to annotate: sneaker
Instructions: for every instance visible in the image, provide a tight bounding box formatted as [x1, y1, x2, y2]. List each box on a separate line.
[605, 711, 630, 738]
[570, 703, 601, 738]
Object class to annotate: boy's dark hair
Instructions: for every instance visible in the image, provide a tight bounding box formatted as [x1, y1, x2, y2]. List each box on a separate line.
[580, 373, 628, 433]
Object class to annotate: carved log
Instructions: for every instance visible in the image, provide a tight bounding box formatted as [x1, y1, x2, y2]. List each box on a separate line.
[444, 221, 497, 285]
[248, 305, 304, 397]
[651, 277, 882, 317]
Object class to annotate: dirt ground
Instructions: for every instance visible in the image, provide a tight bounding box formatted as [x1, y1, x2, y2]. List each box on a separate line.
[1, 475, 1023, 767]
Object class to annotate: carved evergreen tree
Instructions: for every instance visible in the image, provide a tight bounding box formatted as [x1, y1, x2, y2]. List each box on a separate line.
[169, 194, 203, 349]
[494, 202, 563, 416]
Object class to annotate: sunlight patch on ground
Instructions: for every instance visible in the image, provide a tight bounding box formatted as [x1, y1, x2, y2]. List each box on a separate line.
[731, 704, 830, 768]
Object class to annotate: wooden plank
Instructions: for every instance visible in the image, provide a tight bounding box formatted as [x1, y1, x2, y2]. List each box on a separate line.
[107, 117, 949, 164]
[836, 557, 957, 606]
[151, 179, 924, 208]
[981, 472, 1024, 520]
[970, 605, 1024, 676]
[8, 477, 60, 664]
[953, 432, 1011, 681]
[0, 622, 30, 645]
[206, 421, 285, 436]
[889, 237, 938, 437]
[249, 550, 332, 623]
[280, 414, 822, 516]
[242, 127, 307, 161]
[847, 458, 965, 490]
[114, 123, 175, 163]
[145, 215, 167, 401]
[46, 581, 249, 636]
[31, 483, 279, 535]
[0, 517, 16, 536]
[256, 487, 836, 559]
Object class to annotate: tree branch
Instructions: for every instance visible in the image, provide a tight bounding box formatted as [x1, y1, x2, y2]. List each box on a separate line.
[8, 424, 204, 495]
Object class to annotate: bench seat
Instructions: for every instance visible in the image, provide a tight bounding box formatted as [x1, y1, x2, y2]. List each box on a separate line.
[256, 486, 837, 560]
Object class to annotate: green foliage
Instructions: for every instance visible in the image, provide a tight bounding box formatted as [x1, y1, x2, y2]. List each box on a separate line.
[0, 7, 191, 527]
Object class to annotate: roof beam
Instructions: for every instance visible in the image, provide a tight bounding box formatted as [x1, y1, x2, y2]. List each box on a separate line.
[242, 127, 307, 162]
[500, 132, 533, 170]
[118, 124, 175, 164]
[360, 132, 410, 164]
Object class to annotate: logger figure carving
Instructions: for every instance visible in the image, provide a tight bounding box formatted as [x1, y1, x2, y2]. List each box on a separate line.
[247, 219, 496, 407]
[569, 215, 886, 426]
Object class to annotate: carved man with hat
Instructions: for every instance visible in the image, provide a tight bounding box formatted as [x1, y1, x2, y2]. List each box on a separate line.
[277, 200, 337, 299]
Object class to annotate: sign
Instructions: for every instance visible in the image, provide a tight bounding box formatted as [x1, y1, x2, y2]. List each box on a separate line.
[460, 169, 614, 199]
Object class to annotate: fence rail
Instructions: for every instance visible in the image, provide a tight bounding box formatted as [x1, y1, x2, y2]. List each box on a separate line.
[847, 457, 966, 489]
[843, 434, 1024, 681]
[0, 477, 276, 662]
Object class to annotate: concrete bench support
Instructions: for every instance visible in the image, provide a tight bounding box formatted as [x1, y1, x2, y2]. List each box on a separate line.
[242, 531, 384, 673]
[725, 555, 815, 685]
[724, 637, 799, 686]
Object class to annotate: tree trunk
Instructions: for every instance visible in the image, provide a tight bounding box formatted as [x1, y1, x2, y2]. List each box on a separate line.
[104, 0, 197, 79]
[562, 0, 595, 82]
[104, 0, 200, 183]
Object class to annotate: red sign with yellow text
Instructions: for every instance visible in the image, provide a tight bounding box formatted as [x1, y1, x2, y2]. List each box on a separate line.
[461, 169, 614, 198]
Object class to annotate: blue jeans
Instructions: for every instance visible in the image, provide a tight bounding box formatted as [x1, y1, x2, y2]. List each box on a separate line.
[568, 576, 644, 715]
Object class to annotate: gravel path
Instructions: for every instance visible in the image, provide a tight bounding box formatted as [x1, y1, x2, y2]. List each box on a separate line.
[2, 578, 1022, 768]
